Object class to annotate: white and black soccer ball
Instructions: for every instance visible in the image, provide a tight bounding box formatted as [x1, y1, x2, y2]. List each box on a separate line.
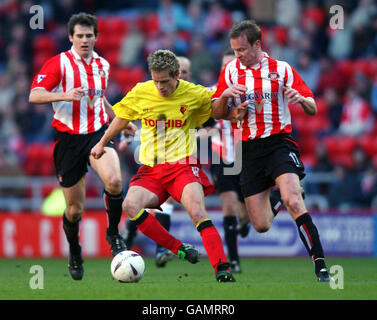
[111, 250, 145, 283]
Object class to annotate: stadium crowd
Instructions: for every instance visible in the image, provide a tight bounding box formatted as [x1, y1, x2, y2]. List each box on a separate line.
[1, 0, 377, 210]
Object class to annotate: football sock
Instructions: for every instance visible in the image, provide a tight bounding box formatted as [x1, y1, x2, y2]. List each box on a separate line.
[296, 213, 327, 274]
[132, 209, 182, 254]
[223, 216, 239, 262]
[155, 212, 171, 252]
[62, 212, 81, 254]
[103, 190, 123, 235]
[196, 219, 227, 270]
[270, 188, 283, 216]
[125, 219, 138, 248]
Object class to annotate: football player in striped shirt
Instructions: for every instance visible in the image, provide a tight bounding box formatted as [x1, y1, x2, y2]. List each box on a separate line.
[29, 13, 135, 280]
[212, 20, 331, 282]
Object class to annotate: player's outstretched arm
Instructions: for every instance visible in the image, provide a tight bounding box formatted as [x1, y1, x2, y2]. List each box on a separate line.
[29, 87, 85, 104]
[91, 116, 129, 159]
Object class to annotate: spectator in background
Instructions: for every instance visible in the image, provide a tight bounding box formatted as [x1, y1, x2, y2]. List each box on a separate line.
[204, 2, 232, 40]
[371, 75, 377, 116]
[185, 0, 207, 36]
[338, 88, 374, 136]
[360, 163, 377, 207]
[322, 88, 343, 134]
[316, 56, 347, 96]
[274, 0, 301, 27]
[157, 0, 190, 34]
[310, 142, 334, 196]
[327, 12, 353, 60]
[295, 51, 320, 92]
[328, 163, 363, 210]
[353, 72, 372, 101]
[189, 35, 215, 83]
[119, 21, 145, 67]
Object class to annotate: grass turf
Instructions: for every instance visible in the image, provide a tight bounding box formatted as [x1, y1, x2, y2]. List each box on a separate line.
[0, 257, 376, 300]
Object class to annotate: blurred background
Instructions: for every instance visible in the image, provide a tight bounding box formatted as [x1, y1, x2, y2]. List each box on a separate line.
[0, 0, 376, 258]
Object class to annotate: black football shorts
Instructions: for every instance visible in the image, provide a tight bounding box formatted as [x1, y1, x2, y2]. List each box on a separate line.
[53, 125, 115, 188]
[239, 133, 305, 198]
[210, 159, 244, 203]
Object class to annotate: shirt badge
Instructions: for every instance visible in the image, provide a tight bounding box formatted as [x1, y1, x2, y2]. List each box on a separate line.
[37, 74, 46, 83]
[180, 105, 188, 115]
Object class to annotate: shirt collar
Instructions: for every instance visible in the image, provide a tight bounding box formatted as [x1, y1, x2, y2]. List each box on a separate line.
[70, 46, 99, 63]
[239, 51, 269, 70]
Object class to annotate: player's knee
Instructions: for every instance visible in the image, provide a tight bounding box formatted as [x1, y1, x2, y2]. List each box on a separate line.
[190, 208, 208, 226]
[123, 198, 140, 218]
[253, 221, 271, 233]
[282, 194, 301, 213]
[104, 176, 122, 195]
[65, 206, 83, 222]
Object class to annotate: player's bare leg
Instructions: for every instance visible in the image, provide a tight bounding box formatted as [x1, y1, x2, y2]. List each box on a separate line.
[244, 188, 275, 233]
[90, 147, 126, 256]
[180, 182, 235, 282]
[275, 173, 331, 282]
[62, 176, 86, 280]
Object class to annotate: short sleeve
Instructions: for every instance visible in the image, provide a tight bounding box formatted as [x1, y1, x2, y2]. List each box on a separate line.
[192, 85, 213, 127]
[112, 84, 142, 121]
[31, 55, 61, 92]
[285, 64, 314, 99]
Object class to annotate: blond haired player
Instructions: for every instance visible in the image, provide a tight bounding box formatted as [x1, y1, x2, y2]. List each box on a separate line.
[91, 49, 235, 282]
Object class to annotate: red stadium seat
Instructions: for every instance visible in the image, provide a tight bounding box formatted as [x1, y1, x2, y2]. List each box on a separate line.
[24, 143, 44, 176]
[113, 67, 146, 93]
[33, 34, 56, 55]
[40, 143, 55, 176]
[358, 134, 377, 158]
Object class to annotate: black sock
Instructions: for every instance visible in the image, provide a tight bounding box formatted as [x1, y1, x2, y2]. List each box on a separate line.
[63, 212, 81, 254]
[270, 188, 283, 216]
[155, 212, 171, 252]
[125, 219, 138, 248]
[103, 190, 123, 235]
[223, 216, 239, 262]
[296, 213, 327, 274]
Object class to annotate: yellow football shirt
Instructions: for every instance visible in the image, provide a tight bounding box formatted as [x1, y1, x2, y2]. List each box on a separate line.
[113, 79, 213, 166]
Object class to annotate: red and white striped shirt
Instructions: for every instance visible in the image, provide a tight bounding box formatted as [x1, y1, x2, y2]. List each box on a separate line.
[31, 47, 110, 135]
[211, 119, 236, 163]
[212, 53, 313, 141]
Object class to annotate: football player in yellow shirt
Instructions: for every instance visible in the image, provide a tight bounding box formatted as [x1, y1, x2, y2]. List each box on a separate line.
[91, 49, 235, 282]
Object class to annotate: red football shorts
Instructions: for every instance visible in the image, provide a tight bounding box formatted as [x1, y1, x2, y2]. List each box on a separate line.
[129, 158, 214, 205]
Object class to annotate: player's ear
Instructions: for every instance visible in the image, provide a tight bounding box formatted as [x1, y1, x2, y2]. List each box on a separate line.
[68, 33, 73, 43]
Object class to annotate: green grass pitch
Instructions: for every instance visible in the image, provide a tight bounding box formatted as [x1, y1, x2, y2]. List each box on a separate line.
[0, 257, 376, 300]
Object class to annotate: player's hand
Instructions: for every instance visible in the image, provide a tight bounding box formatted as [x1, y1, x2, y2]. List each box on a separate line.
[284, 86, 302, 105]
[90, 143, 106, 159]
[229, 100, 249, 120]
[118, 137, 132, 152]
[221, 84, 247, 99]
[64, 87, 85, 101]
[122, 122, 138, 137]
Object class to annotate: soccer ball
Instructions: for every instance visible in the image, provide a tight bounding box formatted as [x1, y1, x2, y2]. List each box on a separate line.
[111, 250, 145, 283]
